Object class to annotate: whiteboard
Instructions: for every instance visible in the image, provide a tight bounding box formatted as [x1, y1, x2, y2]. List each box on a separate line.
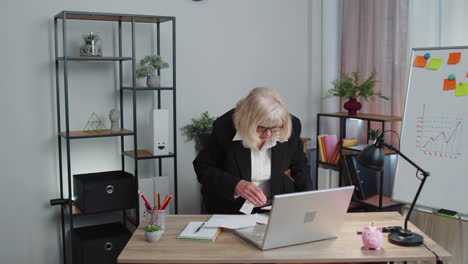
[393, 47, 468, 217]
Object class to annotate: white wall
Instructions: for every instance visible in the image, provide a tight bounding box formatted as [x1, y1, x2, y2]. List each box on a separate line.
[0, 1, 322, 263]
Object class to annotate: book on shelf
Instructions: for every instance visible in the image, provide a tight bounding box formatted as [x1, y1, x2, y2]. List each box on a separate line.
[342, 138, 359, 147]
[322, 135, 338, 162]
[318, 136, 360, 165]
[329, 141, 341, 165]
[317, 134, 327, 162]
[177, 221, 222, 242]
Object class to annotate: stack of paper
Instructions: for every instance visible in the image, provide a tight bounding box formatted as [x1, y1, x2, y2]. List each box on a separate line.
[205, 214, 258, 229]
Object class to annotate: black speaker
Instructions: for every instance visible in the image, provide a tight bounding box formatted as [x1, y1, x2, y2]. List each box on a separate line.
[342, 155, 378, 200]
[72, 222, 131, 264]
[74, 170, 136, 214]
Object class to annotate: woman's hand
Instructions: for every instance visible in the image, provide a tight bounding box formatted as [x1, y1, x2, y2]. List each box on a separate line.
[234, 180, 267, 206]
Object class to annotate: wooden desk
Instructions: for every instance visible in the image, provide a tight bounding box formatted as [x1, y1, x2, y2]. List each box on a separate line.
[118, 212, 451, 264]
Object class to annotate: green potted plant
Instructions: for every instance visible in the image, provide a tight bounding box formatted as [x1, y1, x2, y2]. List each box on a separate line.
[80, 32, 102, 57]
[181, 111, 216, 152]
[368, 128, 382, 144]
[136, 55, 170, 88]
[145, 224, 162, 242]
[326, 72, 389, 115]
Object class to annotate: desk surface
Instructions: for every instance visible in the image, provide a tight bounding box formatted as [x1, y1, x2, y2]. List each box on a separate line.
[118, 212, 451, 264]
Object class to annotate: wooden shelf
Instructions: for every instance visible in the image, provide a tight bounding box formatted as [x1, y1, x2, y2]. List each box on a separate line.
[124, 150, 175, 160]
[55, 11, 174, 23]
[57, 56, 132, 61]
[357, 195, 402, 209]
[342, 144, 396, 155]
[64, 203, 82, 215]
[318, 112, 402, 122]
[318, 161, 340, 171]
[59, 129, 134, 139]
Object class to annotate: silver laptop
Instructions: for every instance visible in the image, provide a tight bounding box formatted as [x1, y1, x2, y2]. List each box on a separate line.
[233, 186, 354, 250]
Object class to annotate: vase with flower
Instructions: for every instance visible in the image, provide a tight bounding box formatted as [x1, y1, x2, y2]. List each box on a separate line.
[326, 72, 389, 115]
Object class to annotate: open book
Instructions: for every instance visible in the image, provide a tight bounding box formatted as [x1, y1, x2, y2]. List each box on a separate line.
[177, 222, 222, 242]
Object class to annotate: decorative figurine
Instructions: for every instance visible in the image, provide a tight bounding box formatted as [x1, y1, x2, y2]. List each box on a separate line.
[83, 112, 105, 131]
[109, 109, 120, 132]
[80, 32, 103, 57]
[361, 226, 384, 250]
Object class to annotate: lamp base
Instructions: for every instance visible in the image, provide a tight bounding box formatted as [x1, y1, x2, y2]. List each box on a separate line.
[388, 229, 423, 247]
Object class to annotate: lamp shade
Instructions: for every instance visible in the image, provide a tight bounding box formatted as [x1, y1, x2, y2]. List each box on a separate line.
[356, 144, 385, 171]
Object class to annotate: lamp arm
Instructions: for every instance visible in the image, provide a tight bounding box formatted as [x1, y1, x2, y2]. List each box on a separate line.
[384, 143, 430, 230]
[384, 144, 430, 177]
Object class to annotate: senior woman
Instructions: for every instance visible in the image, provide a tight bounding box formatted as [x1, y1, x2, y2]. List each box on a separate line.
[193, 87, 312, 214]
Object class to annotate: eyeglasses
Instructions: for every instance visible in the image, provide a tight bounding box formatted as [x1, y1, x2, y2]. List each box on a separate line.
[256, 126, 283, 133]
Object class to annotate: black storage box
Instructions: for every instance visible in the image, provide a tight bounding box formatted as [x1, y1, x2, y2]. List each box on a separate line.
[72, 222, 131, 264]
[74, 170, 136, 214]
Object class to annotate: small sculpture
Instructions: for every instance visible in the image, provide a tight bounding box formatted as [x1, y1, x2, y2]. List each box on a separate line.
[361, 226, 384, 250]
[109, 109, 120, 132]
[80, 32, 103, 57]
[83, 112, 105, 131]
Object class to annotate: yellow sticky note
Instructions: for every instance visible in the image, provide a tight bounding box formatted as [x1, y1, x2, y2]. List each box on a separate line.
[428, 58, 443, 70]
[455, 83, 468, 96]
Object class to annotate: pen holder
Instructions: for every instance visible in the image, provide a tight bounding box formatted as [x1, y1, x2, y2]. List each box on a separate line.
[145, 209, 166, 231]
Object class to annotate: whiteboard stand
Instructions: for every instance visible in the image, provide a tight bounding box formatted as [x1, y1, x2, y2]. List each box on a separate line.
[395, 46, 468, 217]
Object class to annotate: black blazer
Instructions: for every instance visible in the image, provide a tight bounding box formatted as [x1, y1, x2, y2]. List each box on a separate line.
[193, 109, 312, 214]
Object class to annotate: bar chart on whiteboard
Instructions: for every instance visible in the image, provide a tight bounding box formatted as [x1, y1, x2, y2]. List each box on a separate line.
[415, 104, 463, 159]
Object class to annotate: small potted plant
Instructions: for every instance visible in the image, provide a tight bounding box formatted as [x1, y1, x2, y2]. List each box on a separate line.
[136, 55, 169, 88]
[145, 224, 162, 242]
[326, 72, 389, 115]
[368, 128, 381, 144]
[80, 32, 103, 57]
[181, 111, 216, 152]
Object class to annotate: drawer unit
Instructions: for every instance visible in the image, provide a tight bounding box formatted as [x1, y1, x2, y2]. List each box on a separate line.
[72, 222, 131, 264]
[74, 170, 136, 214]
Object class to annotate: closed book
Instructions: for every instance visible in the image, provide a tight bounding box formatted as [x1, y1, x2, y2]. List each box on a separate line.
[177, 222, 222, 242]
[317, 135, 327, 162]
[334, 153, 340, 165]
[329, 141, 341, 165]
[342, 138, 359, 147]
[323, 135, 338, 162]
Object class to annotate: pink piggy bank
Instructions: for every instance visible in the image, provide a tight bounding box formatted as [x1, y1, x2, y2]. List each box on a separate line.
[361, 226, 383, 250]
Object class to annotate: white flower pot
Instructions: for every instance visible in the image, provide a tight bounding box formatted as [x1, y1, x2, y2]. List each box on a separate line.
[145, 230, 163, 242]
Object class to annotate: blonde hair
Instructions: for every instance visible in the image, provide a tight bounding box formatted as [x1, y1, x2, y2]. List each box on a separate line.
[234, 87, 292, 149]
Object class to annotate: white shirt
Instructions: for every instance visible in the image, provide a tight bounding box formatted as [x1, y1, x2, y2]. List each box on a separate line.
[232, 132, 277, 199]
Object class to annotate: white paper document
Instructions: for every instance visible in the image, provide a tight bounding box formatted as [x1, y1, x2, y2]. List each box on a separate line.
[205, 214, 258, 229]
[239, 200, 255, 214]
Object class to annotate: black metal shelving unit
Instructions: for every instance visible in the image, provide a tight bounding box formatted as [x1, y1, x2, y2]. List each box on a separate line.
[50, 11, 177, 264]
[315, 112, 402, 210]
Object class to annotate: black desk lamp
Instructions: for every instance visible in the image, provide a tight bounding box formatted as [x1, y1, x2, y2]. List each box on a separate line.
[356, 134, 430, 247]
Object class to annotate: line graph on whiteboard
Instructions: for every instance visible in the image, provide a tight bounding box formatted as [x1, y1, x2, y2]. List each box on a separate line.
[415, 104, 463, 159]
